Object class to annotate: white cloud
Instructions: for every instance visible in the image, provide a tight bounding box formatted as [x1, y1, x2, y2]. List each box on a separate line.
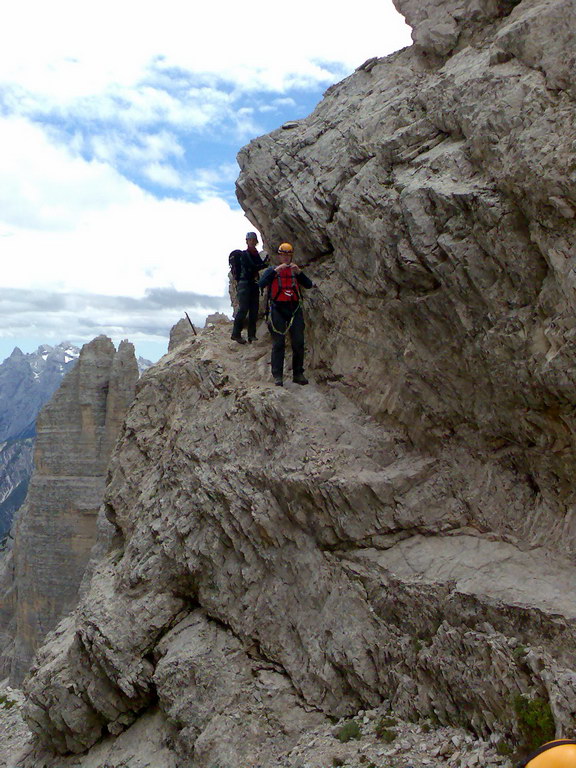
[0, 116, 249, 297]
[0, 117, 142, 231]
[0, 286, 231, 362]
[142, 163, 183, 188]
[89, 130, 184, 166]
[1, 195, 248, 298]
[1, 1, 411, 104]
[137, 161, 240, 196]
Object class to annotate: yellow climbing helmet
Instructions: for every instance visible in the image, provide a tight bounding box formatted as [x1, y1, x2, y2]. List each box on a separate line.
[278, 243, 294, 254]
[522, 740, 576, 768]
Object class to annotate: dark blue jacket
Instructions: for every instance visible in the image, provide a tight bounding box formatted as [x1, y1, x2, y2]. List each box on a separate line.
[239, 249, 268, 282]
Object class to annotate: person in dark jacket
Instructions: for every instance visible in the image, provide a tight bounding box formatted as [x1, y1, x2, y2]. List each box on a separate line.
[231, 232, 269, 344]
[258, 242, 313, 387]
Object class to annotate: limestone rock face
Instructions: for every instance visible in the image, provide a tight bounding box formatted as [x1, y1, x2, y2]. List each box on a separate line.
[17, 324, 576, 766]
[168, 317, 197, 351]
[13, 0, 576, 765]
[0, 343, 80, 537]
[236, 0, 576, 548]
[0, 336, 138, 683]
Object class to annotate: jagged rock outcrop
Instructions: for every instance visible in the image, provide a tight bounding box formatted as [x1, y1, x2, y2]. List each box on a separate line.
[0, 343, 80, 537]
[0, 336, 138, 683]
[168, 318, 195, 351]
[15, 323, 575, 766]
[9, 0, 576, 765]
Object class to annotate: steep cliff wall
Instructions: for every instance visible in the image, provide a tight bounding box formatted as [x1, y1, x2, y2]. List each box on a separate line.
[0, 440, 33, 541]
[237, 0, 576, 552]
[9, 0, 576, 766]
[0, 343, 80, 537]
[0, 336, 138, 683]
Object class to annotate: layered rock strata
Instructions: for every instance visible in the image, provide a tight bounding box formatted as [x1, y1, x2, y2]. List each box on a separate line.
[0, 336, 138, 683]
[0, 343, 80, 536]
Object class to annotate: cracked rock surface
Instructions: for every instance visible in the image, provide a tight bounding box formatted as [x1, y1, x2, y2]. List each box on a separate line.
[17, 321, 576, 766]
[237, 0, 576, 550]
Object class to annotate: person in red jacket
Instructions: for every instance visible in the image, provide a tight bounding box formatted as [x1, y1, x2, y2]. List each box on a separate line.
[258, 242, 313, 387]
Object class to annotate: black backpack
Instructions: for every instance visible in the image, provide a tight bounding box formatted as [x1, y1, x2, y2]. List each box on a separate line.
[228, 250, 243, 281]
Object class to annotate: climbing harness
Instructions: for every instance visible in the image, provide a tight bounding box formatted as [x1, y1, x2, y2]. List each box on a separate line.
[268, 300, 302, 336]
[265, 266, 303, 336]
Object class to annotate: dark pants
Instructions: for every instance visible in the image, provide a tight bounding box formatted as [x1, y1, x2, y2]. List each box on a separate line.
[232, 280, 260, 340]
[268, 302, 305, 379]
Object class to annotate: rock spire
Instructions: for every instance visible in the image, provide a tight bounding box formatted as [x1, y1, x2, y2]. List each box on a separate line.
[0, 336, 139, 683]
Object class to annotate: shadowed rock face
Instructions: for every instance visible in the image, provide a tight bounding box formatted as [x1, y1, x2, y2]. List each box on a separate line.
[0, 336, 138, 683]
[12, 0, 576, 766]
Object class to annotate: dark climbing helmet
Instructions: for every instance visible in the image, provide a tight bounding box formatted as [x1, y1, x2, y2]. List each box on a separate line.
[519, 740, 576, 768]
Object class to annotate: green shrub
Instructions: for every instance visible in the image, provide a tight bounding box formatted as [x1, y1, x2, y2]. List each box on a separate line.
[332, 758, 345, 767]
[335, 720, 362, 743]
[0, 695, 15, 710]
[374, 714, 398, 743]
[513, 694, 555, 752]
[375, 714, 397, 731]
[512, 644, 527, 660]
[496, 738, 513, 756]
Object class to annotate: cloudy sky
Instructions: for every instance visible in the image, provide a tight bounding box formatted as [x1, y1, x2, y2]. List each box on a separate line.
[0, 0, 411, 362]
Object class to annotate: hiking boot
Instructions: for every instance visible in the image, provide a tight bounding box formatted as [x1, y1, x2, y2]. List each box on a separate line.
[293, 374, 308, 385]
[274, 378, 284, 387]
[231, 335, 247, 344]
[248, 336, 257, 343]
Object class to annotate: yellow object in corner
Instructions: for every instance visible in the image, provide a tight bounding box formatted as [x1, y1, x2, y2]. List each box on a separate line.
[525, 741, 576, 768]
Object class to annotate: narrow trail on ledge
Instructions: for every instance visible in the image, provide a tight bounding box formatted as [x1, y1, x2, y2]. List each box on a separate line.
[184, 321, 576, 621]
